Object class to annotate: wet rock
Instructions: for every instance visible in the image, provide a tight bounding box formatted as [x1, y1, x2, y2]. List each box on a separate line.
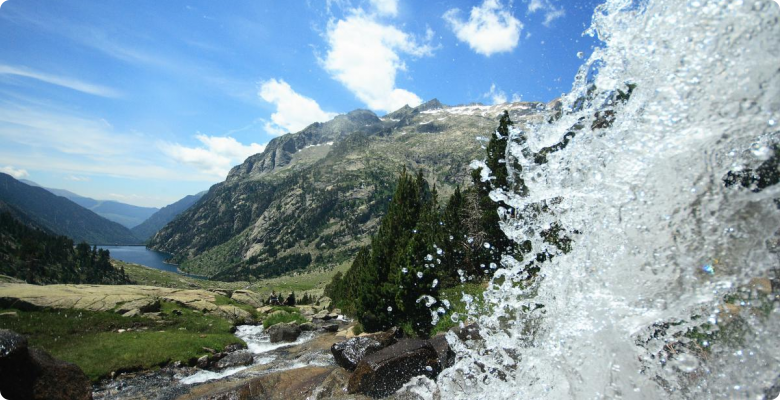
[214, 351, 253, 370]
[196, 355, 209, 369]
[332, 337, 384, 371]
[429, 334, 455, 370]
[267, 322, 302, 343]
[452, 323, 482, 342]
[224, 343, 245, 353]
[300, 322, 316, 331]
[231, 290, 264, 308]
[322, 323, 340, 332]
[174, 366, 337, 400]
[312, 310, 330, 320]
[348, 339, 440, 398]
[326, 312, 340, 320]
[0, 330, 92, 400]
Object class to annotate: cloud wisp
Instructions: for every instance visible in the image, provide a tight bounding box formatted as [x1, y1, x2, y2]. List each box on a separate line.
[161, 134, 266, 178]
[0, 64, 121, 98]
[259, 79, 337, 136]
[0, 165, 28, 179]
[322, 11, 435, 113]
[528, 0, 565, 27]
[369, 0, 399, 17]
[443, 0, 522, 57]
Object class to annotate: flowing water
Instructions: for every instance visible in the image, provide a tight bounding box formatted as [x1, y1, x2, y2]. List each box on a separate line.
[428, 0, 780, 399]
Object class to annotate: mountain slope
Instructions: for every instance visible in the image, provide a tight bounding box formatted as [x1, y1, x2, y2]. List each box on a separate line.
[0, 173, 141, 244]
[148, 100, 548, 280]
[131, 191, 206, 241]
[25, 185, 159, 228]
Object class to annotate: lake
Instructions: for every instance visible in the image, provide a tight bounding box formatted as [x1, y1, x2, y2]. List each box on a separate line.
[99, 245, 190, 275]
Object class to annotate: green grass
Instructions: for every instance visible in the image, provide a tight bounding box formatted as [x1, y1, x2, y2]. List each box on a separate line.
[262, 311, 308, 329]
[117, 260, 249, 290]
[0, 301, 244, 381]
[431, 282, 488, 335]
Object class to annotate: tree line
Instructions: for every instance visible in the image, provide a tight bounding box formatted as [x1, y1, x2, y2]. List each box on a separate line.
[325, 111, 522, 336]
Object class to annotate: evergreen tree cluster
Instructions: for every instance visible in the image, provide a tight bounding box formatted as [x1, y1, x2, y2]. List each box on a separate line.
[0, 212, 130, 284]
[326, 112, 522, 337]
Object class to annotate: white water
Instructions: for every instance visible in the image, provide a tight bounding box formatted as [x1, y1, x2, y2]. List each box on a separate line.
[179, 325, 315, 385]
[431, 0, 780, 399]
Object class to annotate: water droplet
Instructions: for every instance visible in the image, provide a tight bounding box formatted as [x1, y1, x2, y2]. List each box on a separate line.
[671, 353, 699, 372]
[450, 313, 459, 323]
[577, 51, 584, 59]
[432, 279, 439, 288]
[425, 366, 433, 372]
[417, 271, 424, 279]
[769, 119, 776, 126]
[483, 242, 491, 249]
[402, 267, 408, 274]
[426, 254, 434, 261]
[436, 248, 443, 255]
[387, 306, 393, 312]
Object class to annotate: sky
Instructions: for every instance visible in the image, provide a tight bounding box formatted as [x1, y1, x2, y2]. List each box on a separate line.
[0, 0, 602, 208]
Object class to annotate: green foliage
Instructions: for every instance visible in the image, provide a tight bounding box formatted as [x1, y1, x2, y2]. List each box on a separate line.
[0, 212, 129, 284]
[262, 311, 307, 329]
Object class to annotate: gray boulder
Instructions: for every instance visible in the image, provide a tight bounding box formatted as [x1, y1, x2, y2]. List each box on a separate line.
[331, 337, 384, 371]
[214, 351, 254, 370]
[267, 322, 302, 343]
[348, 339, 440, 398]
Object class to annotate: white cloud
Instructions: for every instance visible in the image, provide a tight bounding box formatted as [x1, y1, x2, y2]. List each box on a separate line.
[527, 0, 565, 27]
[443, 0, 522, 57]
[161, 134, 266, 178]
[0, 1, 8, 10]
[484, 84, 507, 105]
[65, 175, 90, 182]
[259, 79, 337, 136]
[323, 12, 434, 113]
[0, 165, 28, 179]
[0, 65, 121, 98]
[369, 0, 398, 16]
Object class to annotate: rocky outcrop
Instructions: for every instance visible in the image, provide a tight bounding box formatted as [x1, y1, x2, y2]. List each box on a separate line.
[267, 322, 302, 343]
[348, 339, 441, 398]
[231, 290, 263, 308]
[332, 337, 384, 371]
[0, 329, 92, 400]
[213, 351, 253, 370]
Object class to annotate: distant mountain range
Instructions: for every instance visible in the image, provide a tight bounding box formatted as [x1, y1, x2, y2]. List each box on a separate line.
[148, 100, 550, 280]
[20, 180, 158, 229]
[131, 191, 206, 241]
[0, 173, 140, 244]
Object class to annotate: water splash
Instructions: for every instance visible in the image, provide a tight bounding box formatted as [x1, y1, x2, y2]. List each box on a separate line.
[436, 0, 780, 399]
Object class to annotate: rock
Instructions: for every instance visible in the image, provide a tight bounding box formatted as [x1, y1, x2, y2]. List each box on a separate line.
[214, 351, 254, 370]
[331, 337, 384, 371]
[429, 334, 455, 370]
[316, 296, 332, 310]
[202, 347, 217, 354]
[300, 322, 316, 331]
[0, 311, 18, 318]
[296, 305, 317, 316]
[267, 322, 302, 343]
[196, 355, 209, 369]
[256, 306, 273, 314]
[224, 343, 246, 353]
[326, 312, 339, 320]
[0, 330, 92, 400]
[231, 290, 264, 308]
[750, 277, 773, 295]
[312, 310, 329, 320]
[332, 308, 342, 315]
[215, 305, 253, 323]
[322, 323, 340, 333]
[171, 309, 183, 316]
[452, 323, 482, 342]
[348, 339, 440, 397]
[174, 366, 338, 400]
[121, 309, 141, 318]
[115, 298, 160, 314]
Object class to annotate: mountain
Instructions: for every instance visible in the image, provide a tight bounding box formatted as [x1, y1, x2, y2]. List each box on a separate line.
[131, 191, 207, 241]
[0, 211, 129, 284]
[148, 100, 549, 280]
[0, 173, 141, 244]
[18, 183, 159, 229]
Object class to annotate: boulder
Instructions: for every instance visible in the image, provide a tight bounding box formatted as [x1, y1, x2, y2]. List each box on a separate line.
[0, 330, 92, 400]
[316, 296, 332, 310]
[322, 323, 340, 333]
[452, 323, 482, 342]
[224, 343, 246, 353]
[348, 339, 440, 397]
[0, 311, 18, 318]
[312, 310, 330, 320]
[231, 290, 264, 308]
[267, 322, 302, 343]
[299, 322, 316, 332]
[332, 308, 342, 315]
[214, 351, 254, 370]
[121, 309, 141, 318]
[296, 305, 317, 316]
[115, 298, 160, 314]
[196, 355, 209, 369]
[216, 305, 253, 323]
[256, 306, 274, 314]
[429, 334, 455, 370]
[326, 312, 340, 320]
[331, 337, 384, 371]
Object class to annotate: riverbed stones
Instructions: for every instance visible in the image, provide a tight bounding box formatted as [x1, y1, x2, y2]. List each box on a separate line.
[214, 351, 254, 370]
[267, 322, 302, 343]
[0, 329, 92, 400]
[322, 323, 340, 332]
[300, 322, 316, 331]
[231, 290, 264, 308]
[348, 339, 440, 397]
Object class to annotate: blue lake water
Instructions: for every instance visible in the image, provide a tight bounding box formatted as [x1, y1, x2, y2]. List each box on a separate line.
[99, 245, 189, 275]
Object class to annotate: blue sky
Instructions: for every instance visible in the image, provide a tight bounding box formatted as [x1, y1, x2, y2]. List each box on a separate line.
[0, 0, 601, 207]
